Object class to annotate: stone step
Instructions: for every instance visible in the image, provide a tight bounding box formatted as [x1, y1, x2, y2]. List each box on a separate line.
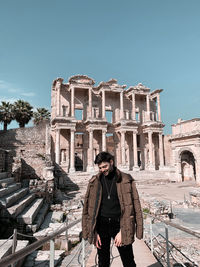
[8, 193, 36, 217]
[26, 203, 49, 233]
[0, 183, 21, 198]
[0, 172, 9, 179]
[0, 188, 29, 208]
[23, 250, 65, 267]
[0, 239, 29, 259]
[17, 198, 44, 224]
[0, 177, 15, 186]
[0, 240, 12, 259]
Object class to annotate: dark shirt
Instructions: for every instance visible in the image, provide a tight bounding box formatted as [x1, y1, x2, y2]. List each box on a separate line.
[99, 168, 121, 218]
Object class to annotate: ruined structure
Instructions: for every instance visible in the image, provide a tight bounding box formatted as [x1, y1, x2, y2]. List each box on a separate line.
[170, 118, 200, 184]
[51, 75, 165, 173]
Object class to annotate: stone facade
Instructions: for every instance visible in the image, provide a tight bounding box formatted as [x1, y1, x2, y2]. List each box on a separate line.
[51, 75, 165, 173]
[169, 118, 200, 184]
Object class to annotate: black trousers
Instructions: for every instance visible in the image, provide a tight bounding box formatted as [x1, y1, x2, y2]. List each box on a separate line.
[96, 217, 136, 267]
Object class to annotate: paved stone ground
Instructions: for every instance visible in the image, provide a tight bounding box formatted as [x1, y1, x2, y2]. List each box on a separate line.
[136, 179, 198, 203]
[86, 239, 161, 267]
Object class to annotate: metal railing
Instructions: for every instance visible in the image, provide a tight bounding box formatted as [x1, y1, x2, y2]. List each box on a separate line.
[144, 212, 200, 267]
[0, 218, 85, 267]
[1, 211, 200, 267]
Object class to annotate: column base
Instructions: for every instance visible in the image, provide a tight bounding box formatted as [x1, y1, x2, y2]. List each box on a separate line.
[119, 165, 130, 171]
[159, 165, 165, 170]
[147, 165, 155, 171]
[132, 166, 140, 171]
[87, 165, 95, 173]
[69, 167, 75, 173]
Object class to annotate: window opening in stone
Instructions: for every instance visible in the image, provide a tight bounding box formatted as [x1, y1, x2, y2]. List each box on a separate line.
[106, 133, 114, 155]
[62, 105, 66, 117]
[106, 111, 113, 123]
[136, 112, 140, 122]
[75, 109, 83, 120]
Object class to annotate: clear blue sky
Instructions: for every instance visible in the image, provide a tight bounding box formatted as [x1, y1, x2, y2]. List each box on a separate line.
[0, 0, 200, 134]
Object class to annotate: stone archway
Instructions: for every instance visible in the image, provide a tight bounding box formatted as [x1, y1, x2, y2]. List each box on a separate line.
[181, 150, 196, 181]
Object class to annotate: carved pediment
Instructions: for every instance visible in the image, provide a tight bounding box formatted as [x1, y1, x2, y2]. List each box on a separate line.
[68, 75, 95, 85]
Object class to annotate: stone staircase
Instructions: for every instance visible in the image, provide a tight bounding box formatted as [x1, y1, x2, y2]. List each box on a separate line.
[0, 239, 29, 266]
[0, 171, 73, 266]
[0, 172, 49, 235]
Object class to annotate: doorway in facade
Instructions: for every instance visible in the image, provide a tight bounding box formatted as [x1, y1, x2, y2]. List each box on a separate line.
[75, 133, 83, 171]
[181, 151, 196, 181]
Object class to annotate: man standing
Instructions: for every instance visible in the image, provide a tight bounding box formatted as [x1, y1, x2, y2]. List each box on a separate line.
[82, 152, 143, 267]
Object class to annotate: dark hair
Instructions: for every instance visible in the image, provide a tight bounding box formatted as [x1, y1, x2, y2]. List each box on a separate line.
[94, 151, 115, 165]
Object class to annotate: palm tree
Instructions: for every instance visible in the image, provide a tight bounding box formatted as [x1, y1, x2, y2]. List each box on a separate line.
[13, 100, 33, 128]
[0, 101, 14, 131]
[33, 108, 50, 125]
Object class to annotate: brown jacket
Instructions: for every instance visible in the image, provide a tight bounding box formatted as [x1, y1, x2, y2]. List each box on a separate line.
[82, 168, 143, 246]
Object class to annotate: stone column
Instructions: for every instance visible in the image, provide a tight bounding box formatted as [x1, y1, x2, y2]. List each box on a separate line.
[159, 133, 164, 168]
[56, 84, 61, 116]
[121, 131, 126, 166]
[69, 129, 75, 173]
[148, 131, 154, 169]
[45, 123, 51, 155]
[55, 129, 60, 164]
[102, 90, 106, 119]
[102, 129, 106, 151]
[120, 91, 124, 119]
[71, 86, 75, 117]
[157, 94, 161, 121]
[133, 132, 138, 168]
[146, 94, 150, 121]
[88, 88, 92, 119]
[87, 129, 94, 172]
[132, 92, 136, 120]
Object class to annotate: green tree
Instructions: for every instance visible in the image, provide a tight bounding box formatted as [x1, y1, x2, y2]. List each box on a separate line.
[13, 100, 33, 128]
[0, 101, 14, 131]
[33, 108, 50, 125]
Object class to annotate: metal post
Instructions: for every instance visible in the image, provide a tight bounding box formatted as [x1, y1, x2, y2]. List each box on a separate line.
[150, 218, 153, 253]
[165, 226, 170, 267]
[11, 229, 17, 267]
[50, 239, 55, 267]
[82, 238, 85, 267]
[65, 215, 69, 251]
[184, 193, 186, 203]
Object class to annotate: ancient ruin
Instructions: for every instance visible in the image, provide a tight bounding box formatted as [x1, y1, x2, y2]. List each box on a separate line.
[170, 118, 200, 184]
[51, 75, 165, 173]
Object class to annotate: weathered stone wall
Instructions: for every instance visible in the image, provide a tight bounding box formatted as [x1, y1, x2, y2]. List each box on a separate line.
[0, 149, 6, 172]
[163, 135, 173, 166]
[0, 123, 47, 179]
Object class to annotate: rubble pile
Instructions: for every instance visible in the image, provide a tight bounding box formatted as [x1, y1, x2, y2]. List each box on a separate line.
[189, 189, 200, 207]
